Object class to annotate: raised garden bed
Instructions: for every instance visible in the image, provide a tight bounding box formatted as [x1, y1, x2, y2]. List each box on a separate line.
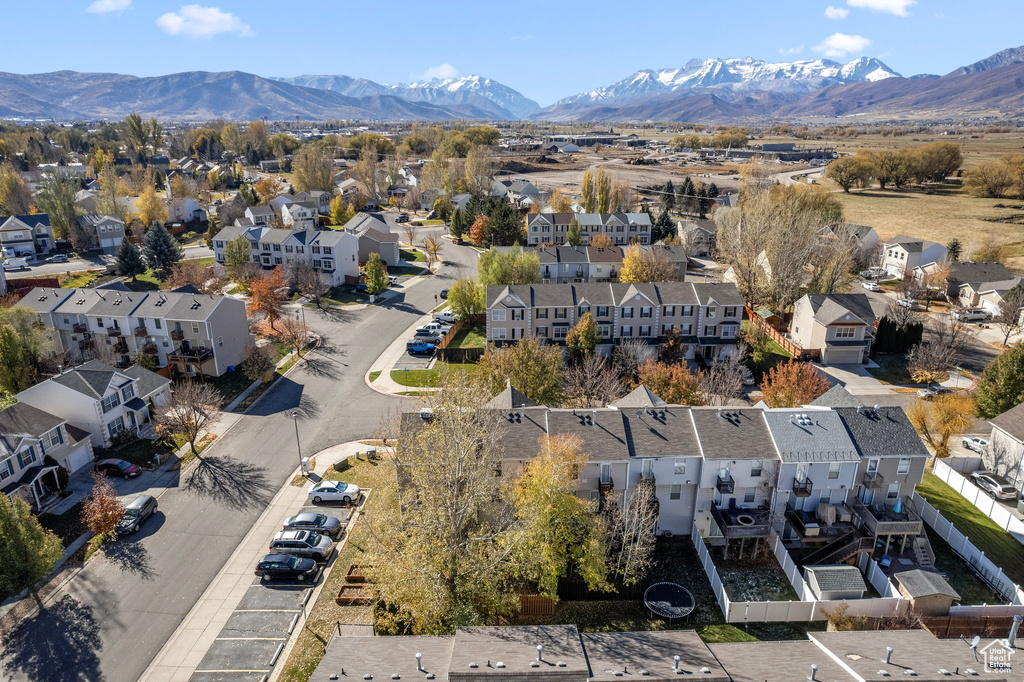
[346, 564, 372, 583]
[336, 584, 373, 605]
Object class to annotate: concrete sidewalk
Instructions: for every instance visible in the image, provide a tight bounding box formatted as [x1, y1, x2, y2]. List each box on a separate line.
[140, 440, 369, 682]
[366, 309, 444, 396]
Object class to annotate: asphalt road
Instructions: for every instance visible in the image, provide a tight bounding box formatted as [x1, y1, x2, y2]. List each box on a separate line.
[5, 244, 214, 279]
[0, 227, 477, 682]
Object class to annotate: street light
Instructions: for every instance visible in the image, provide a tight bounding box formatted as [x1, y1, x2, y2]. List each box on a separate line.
[292, 411, 303, 475]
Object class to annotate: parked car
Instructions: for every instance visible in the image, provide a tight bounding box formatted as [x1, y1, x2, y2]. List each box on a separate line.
[395, 213, 410, 223]
[282, 512, 344, 538]
[388, 275, 399, 285]
[414, 329, 441, 339]
[452, 238, 463, 245]
[897, 298, 915, 309]
[116, 494, 158, 534]
[971, 471, 1019, 501]
[440, 289, 449, 299]
[406, 339, 435, 355]
[94, 458, 141, 479]
[417, 322, 445, 333]
[46, 254, 69, 263]
[308, 480, 361, 505]
[269, 529, 334, 561]
[917, 385, 954, 400]
[433, 310, 457, 323]
[862, 282, 881, 292]
[962, 436, 990, 453]
[254, 553, 318, 582]
[2, 258, 28, 270]
[953, 307, 993, 322]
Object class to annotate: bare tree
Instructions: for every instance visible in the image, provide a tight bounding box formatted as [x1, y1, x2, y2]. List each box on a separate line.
[907, 316, 969, 384]
[714, 204, 770, 305]
[402, 221, 416, 245]
[612, 339, 656, 385]
[602, 477, 659, 585]
[298, 265, 330, 308]
[884, 300, 922, 328]
[156, 380, 221, 455]
[699, 345, 748, 406]
[353, 144, 384, 206]
[240, 343, 274, 383]
[420, 235, 444, 265]
[279, 315, 308, 356]
[809, 225, 859, 294]
[563, 355, 624, 408]
[995, 285, 1024, 345]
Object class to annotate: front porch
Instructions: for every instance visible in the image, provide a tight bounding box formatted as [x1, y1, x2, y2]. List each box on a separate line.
[2, 465, 62, 512]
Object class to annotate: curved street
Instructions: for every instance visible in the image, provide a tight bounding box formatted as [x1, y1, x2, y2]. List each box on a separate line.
[0, 219, 475, 682]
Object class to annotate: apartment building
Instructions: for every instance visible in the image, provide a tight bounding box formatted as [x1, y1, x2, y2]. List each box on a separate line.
[485, 281, 743, 360]
[16, 360, 171, 449]
[533, 245, 623, 283]
[526, 213, 652, 246]
[18, 287, 251, 377]
[212, 224, 359, 287]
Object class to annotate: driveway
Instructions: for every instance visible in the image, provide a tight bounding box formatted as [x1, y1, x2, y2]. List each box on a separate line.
[817, 363, 890, 396]
[0, 236, 479, 682]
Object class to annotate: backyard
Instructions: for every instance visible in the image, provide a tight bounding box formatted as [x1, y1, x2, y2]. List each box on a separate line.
[447, 323, 486, 349]
[866, 353, 948, 385]
[709, 545, 801, 603]
[390, 361, 477, 387]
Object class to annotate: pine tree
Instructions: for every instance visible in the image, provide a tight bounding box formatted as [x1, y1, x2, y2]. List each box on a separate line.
[449, 208, 466, 240]
[566, 217, 582, 247]
[142, 222, 183, 274]
[946, 238, 962, 261]
[114, 236, 146, 283]
[680, 177, 695, 214]
[661, 180, 675, 211]
[707, 182, 719, 198]
[654, 210, 675, 243]
[696, 185, 710, 219]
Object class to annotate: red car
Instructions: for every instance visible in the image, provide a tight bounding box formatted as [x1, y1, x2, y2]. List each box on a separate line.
[94, 458, 141, 479]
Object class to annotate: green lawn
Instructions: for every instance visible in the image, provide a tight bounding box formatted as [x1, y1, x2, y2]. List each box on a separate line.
[866, 354, 948, 385]
[389, 265, 429, 277]
[205, 367, 255, 407]
[448, 323, 486, 349]
[916, 471, 1024, 585]
[411, 219, 445, 226]
[400, 248, 426, 263]
[925, 526, 1003, 604]
[59, 271, 104, 288]
[368, 371, 381, 383]
[390, 362, 477, 387]
[100, 436, 179, 467]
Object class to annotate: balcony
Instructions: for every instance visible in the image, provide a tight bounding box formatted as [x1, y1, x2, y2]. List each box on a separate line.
[142, 343, 158, 355]
[78, 339, 93, 350]
[72, 323, 87, 334]
[106, 327, 123, 337]
[167, 346, 213, 364]
[710, 503, 772, 539]
[862, 471, 884, 490]
[170, 329, 184, 341]
[852, 499, 923, 537]
[598, 477, 614, 496]
[716, 472, 735, 495]
[113, 339, 128, 353]
[792, 477, 813, 497]
[134, 326, 148, 337]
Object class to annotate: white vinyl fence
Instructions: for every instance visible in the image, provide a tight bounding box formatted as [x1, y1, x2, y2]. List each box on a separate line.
[931, 459, 1024, 544]
[690, 522, 905, 623]
[912, 492, 1024, 605]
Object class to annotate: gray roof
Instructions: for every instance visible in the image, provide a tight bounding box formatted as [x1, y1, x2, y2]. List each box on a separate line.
[611, 384, 667, 408]
[690, 408, 777, 461]
[622, 407, 701, 460]
[536, 245, 589, 265]
[834, 406, 929, 458]
[805, 293, 876, 326]
[708, 640, 855, 682]
[48, 360, 129, 398]
[449, 625, 588, 681]
[990, 402, 1024, 442]
[343, 212, 389, 236]
[804, 564, 866, 594]
[690, 282, 743, 307]
[894, 569, 960, 600]
[582, 631, 728, 682]
[360, 226, 399, 243]
[131, 292, 236, 322]
[52, 288, 146, 318]
[246, 205, 274, 217]
[809, 385, 862, 408]
[121, 364, 171, 398]
[545, 410, 630, 462]
[484, 384, 536, 410]
[948, 261, 1015, 289]
[0, 403, 64, 458]
[486, 281, 738, 309]
[886, 235, 935, 252]
[645, 243, 689, 263]
[17, 288, 74, 314]
[309, 635, 454, 682]
[679, 219, 716, 235]
[763, 409, 859, 462]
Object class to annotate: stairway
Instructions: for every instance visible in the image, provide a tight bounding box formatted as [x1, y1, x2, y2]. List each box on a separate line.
[913, 533, 935, 568]
[802, 528, 872, 565]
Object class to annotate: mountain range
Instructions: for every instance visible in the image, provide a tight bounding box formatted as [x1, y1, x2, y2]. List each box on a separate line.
[0, 46, 1021, 123]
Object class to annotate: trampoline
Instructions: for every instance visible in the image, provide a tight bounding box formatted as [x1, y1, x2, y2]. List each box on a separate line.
[644, 582, 696, 625]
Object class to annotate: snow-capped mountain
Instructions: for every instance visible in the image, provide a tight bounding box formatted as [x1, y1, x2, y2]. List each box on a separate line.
[390, 76, 540, 118]
[556, 57, 901, 105]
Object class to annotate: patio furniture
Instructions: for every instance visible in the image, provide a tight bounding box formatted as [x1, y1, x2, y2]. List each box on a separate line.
[880, 555, 893, 568]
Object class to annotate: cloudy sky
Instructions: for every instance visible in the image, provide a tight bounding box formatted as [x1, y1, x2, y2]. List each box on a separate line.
[6, 0, 1022, 106]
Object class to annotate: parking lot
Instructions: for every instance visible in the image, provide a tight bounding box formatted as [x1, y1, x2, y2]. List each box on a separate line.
[189, 496, 363, 682]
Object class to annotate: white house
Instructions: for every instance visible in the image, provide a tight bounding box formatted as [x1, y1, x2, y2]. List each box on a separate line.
[282, 202, 318, 230]
[213, 224, 359, 287]
[880, 236, 947, 278]
[167, 197, 204, 223]
[790, 293, 876, 365]
[0, 215, 55, 259]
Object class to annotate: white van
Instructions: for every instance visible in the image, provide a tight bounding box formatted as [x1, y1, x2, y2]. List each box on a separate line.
[2, 258, 28, 271]
[953, 307, 992, 322]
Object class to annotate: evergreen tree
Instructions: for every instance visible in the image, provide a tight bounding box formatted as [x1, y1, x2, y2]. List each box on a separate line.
[654, 210, 675, 243]
[114, 236, 146, 283]
[0, 495, 64, 604]
[449, 208, 466, 240]
[566, 217, 582, 247]
[976, 343, 1024, 419]
[142, 222, 183, 274]
[486, 201, 525, 246]
[660, 180, 675, 212]
[696, 185, 710, 219]
[707, 182, 719, 198]
[946, 238, 962, 261]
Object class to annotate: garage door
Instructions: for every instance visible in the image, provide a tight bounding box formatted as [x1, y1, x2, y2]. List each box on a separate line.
[657, 484, 698, 536]
[826, 349, 862, 365]
[63, 443, 93, 473]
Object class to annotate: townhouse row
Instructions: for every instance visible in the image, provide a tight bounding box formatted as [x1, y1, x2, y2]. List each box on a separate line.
[526, 212, 653, 246]
[18, 285, 251, 378]
[485, 281, 744, 361]
[403, 385, 929, 561]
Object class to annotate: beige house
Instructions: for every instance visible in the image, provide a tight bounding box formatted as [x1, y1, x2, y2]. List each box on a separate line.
[527, 213, 652, 246]
[984, 401, 1024, 494]
[790, 293, 876, 365]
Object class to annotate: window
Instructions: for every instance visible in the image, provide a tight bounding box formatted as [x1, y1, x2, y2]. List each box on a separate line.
[897, 457, 911, 475]
[597, 306, 609, 317]
[683, 305, 694, 317]
[121, 384, 135, 401]
[512, 309, 524, 321]
[62, 316, 69, 324]
[313, 259, 323, 268]
[492, 310, 506, 322]
[724, 307, 737, 318]
[323, 247, 332, 255]
[96, 317, 104, 328]
[706, 306, 717, 318]
[297, 246, 304, 253]
[703, 325, 717, 336]
[834, 326, 857, 339]
[218, 336, 224, 348]
[535, 327, 548, 338]
[312, 246, 321, 254]
[285, 245, 293, 253]
[101, 394, 120, 414]
[670, 484, 681, 500]
[751, 461, 762, 477]
[640, 307, 652, 318]
[17, 447, 37, 469]
[0, 458, 13, 481]
[639, 325, 651, 337]
[273, 244, 281, 252]
[744, 488, 756, 503]
[262, 244, 270, 251]
[674, 459, 686, 475]
[154, 319, 162, 329]
[553, 326, 568, 340]
[192, 322, 200, 334]
[274, 257, 282, 265]
[578, 306, 590, 316]
[682, 324, 692, 335]
[867, 458, 879, 475]
[886, 483, 900, 500]
[555, 308, 567, 319]
[536, 308, 548, 319]
[828, 463, 841, 480]
[664, 306, 675, 316]
[621, 307, 633, 318]
[620, 325, 633, 337]
[44, 427, 62, 449]
[108, 417, 125, 439]
[642, 459, 653, 479]
[493, 328, 507, 340]
[599, 324, 611, 338]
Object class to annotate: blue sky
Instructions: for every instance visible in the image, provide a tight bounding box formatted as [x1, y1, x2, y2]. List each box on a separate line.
[6, 0, 1022, 106]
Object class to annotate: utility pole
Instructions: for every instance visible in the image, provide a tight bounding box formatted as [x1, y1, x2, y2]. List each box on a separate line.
[292, 411, 303, 475]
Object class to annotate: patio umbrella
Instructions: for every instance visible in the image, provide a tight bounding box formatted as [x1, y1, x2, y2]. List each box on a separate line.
[893, 497, 902, 513]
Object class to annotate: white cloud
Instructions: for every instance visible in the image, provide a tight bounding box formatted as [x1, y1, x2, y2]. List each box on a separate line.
[779, 45, 805, 55]
[824, 5, 849, 19]
[419, 64, 458, 81]
[156, 5, 252, 38]
[847, 0, 915, 16]
[85, 0, 131, 13]
[814, 32, 872, 58]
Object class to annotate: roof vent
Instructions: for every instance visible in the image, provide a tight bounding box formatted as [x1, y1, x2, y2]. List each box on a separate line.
[392, 675, 400, 680]
[904, 671, 916, 677]
[364, 675, 373, 680]
[937, 670, 950, 676]
[530, 662, 539, 668]
[557, 662, 566, 668]
[877, 672, 890, 678]
[495, 662, 505, 669]
[639, 670, 649, 676]
[700, 668, 711, 674]
[469, 663, 478, 669]
[425, 675, 434, 680]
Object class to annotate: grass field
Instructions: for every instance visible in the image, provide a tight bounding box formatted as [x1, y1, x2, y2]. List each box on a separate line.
[447, 323, 486, 349]
[59, 271, 104, 288]
[391, 361, 477, 387]
[916, 471, 1024, 586]
[400, 248, 426, 263]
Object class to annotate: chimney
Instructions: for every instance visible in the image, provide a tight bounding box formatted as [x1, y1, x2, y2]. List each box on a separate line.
[885, 647, 893, 665]
[673, 656, 680, 671]
[416, 653, 423, 672]
[1010, 615, 1022, 648]
[809, 664, 818, 681]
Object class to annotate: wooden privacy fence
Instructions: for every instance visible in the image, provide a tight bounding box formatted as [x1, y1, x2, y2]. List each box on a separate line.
[434, 315, 485, 363]
[923, 615, 1017, 638]
[932, 459, 1024, 543]
[518, 594, 555, 616]
[744, 306, 819, 361]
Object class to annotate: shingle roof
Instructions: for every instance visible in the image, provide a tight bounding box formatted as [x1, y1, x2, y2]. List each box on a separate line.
[708, 641, 853, 682]
[545, 410, 629, 462]
[121, 364, 171, 398]
[949, 261, 1015, 288]
[309, 635, 454, 682]
[990, 402, 1024, 442]
[582, 631, 728, 682]
[763, 410, 859, 462]
[0, 403, 64, 458]
[690, 408, 777, 460]
[343, 212, 388, 236]
[52, 288, 146, 318]
[449, 626, 588, 681]
[834, 406, 929, 458]
[894, 569, 960, 599]
[622, 407, 701, 459]
[16, 288, 74, 314]
[129, 292, 233, 322]
[0, 214, 51, 229]
[360, 226, 399, 243]
[485, 282, 734, 309]
[48, 360, 125, 398]
[805, 293, 876, 326]
[804, 564, 866, 595]
[809, 385, 862, 408]
[484, 384, 537, 410]
[611, 384, 667, 408]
